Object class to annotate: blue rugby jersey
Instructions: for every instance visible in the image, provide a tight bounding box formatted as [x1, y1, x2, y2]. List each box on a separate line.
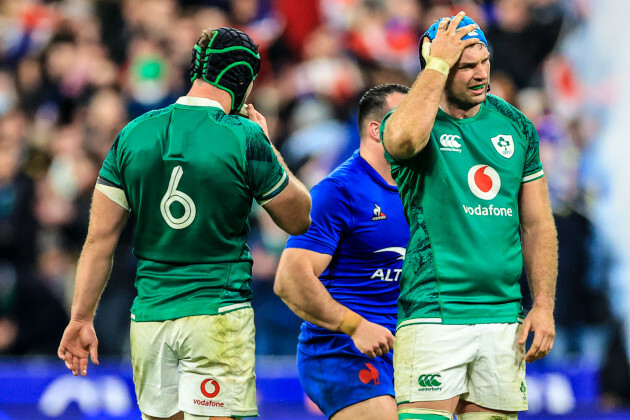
[286, 150, 410, 335]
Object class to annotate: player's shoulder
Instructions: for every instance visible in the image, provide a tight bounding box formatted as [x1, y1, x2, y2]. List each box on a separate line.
[484, 94, 537, 140]
[214, 113, 267, 140]
[324, 155, 365, 189]
[312, 155, 368, 204]
[484, 94, 533, 127]
[117, 104, 176, 143]
[314, 172, 348, 196]
[312, 168, 353, 202]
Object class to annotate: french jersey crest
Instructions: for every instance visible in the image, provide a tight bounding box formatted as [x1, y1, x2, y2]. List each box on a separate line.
[372, 204, 387, 221]
[491, 134, 514, 159]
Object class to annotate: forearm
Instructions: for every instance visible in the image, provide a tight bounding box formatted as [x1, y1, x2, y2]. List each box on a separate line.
[70, 240, 116, 322]
[522, 219, 558, 310]
[383, 68, 447, 159]
[279, 290, 347, 332]
[275, 265, 349, 332]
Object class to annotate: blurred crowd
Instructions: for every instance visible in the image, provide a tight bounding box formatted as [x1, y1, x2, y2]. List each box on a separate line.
[0, 0, 628, 407]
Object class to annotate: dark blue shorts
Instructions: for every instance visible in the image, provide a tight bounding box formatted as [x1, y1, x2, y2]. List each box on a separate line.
[297, 332, 394, 418]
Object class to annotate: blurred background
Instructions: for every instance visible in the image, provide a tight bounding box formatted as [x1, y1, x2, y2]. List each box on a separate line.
[0, 0, 629, 418]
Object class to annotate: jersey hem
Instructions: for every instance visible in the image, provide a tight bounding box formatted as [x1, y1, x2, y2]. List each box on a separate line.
[130, 303, 252, 322]
[396, 316, 522, 330]
[218, 302, 252, 313]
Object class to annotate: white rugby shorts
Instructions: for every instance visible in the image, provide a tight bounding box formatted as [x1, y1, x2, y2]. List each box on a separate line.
[130, 308, 257, 418]
[394, 323, 527, 412]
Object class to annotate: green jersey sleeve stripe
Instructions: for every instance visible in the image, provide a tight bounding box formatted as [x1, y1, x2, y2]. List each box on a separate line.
[95, 183, 130, 211]
[257, 171, 288, 205]
[522, 169, 544, 183]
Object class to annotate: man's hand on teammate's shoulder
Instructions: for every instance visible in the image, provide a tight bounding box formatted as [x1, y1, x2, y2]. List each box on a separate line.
[518, 301, 555, 363]
[350, 319, 395, 359]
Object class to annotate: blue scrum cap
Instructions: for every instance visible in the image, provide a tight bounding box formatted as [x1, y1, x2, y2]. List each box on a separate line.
[419, 15, 488, 68]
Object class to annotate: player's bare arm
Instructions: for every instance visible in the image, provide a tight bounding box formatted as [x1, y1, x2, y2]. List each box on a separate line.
[382, 12, 478, 160]
[262, 180, 311, 236]
[518, 177, 558, 363]
[57, 188, 129, 376]
[275, 248, 395, 358]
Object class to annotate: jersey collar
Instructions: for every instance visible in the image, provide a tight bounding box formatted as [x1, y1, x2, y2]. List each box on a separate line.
[437, 102, 484, 124]
[354, 150, 398, 192]
[176, 96, 225, 113]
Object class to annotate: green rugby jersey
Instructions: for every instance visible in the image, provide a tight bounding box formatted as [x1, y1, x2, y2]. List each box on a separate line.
[99, 97, 288, 321]
[380, 94, 544, 327]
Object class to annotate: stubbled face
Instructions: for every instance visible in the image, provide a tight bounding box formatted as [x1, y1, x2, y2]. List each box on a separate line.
[444, 43, 490, 111]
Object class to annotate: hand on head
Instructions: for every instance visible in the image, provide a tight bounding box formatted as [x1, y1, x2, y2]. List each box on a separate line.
[425, 12, 481, 68]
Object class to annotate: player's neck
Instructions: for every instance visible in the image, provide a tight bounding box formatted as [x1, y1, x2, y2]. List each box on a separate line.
[440, 99, 482, 119]
[186, 81, 232, 113]
[359, 147, 396, 186]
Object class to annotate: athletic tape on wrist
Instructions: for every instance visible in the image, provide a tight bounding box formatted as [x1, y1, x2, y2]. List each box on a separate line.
[425, 56, 450, 77]
[338, 310, 363, 336]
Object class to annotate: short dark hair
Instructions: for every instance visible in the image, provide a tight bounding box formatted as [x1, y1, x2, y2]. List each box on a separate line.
[357, 84, 409, 136]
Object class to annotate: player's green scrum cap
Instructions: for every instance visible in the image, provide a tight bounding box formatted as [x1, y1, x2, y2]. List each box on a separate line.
[190, 27, 261, 115]
[419, 15, 488, 69]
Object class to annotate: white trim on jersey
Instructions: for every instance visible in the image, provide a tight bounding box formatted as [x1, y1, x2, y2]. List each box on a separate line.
[521, 169, 544, 183]
[257, 171, 288, 206]
[95, 183, 130, 211]
[218, 302, 252, 313]
[176, 96, 225, 112]
[397, 317, 443, 330]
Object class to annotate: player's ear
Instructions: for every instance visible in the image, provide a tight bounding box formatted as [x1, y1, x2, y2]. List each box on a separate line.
[367, 120, 381, 141]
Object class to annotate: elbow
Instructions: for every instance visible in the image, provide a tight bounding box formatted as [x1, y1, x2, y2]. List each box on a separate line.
[286, 198, 312, 235]
[393, 141, 419, 160]
[384, 132, 427, 161]
[273, 272, 288, 299]
[288, 216, 311, 236]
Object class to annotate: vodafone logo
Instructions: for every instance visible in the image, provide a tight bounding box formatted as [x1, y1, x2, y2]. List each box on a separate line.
[467, 165, 501, 200]
[200, 379, 220, 399]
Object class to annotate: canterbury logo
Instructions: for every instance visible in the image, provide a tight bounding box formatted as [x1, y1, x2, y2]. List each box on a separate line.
[439, 134, 461, 148]
[418, 374, 442, 388]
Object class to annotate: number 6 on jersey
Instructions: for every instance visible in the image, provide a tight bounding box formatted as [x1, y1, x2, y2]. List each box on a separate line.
[160, 166, 196, 229]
